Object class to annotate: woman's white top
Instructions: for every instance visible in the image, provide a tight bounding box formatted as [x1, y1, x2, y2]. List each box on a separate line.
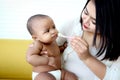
[56, 17, 120, 80]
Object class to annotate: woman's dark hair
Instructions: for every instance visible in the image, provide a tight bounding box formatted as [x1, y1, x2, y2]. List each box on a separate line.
[80, 0, 120, 61]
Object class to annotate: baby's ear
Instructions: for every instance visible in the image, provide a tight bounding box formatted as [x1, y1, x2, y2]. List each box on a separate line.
[32, 35, 37, 40]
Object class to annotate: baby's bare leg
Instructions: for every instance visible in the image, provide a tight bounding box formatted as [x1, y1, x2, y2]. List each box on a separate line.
[61, 69, 78, 80]
[35, 72, 56, 80]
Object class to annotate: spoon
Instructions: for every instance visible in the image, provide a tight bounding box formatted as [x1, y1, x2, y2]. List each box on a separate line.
[58, 33, 72, 39]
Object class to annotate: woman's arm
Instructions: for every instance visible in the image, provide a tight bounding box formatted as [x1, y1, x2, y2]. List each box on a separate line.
[71, 36, 120, 80]
[70, 36, 106, 79]
[83, 56, 106, 79]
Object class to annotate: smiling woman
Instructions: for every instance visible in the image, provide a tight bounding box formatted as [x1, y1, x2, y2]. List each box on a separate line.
[0, 0, 86, 39]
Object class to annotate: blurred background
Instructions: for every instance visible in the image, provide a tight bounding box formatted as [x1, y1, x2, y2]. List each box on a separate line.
[0, 0, 86, 39]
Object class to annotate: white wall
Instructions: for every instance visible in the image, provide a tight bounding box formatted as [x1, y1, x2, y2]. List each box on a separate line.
[0, 0, 86, 39]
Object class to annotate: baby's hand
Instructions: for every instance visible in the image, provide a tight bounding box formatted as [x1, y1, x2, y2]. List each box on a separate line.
[40, 50, 48, 55]
[59, 41, 68, 53]
[48, 57, 57, 68]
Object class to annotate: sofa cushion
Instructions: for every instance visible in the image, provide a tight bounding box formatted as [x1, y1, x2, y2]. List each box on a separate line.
[0, 39, 32, 80]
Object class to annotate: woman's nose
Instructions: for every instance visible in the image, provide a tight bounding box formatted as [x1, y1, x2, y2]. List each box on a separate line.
[84, 16, 90, 25]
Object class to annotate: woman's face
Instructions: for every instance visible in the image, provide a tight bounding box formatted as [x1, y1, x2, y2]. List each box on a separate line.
[81, 0, 96, 33]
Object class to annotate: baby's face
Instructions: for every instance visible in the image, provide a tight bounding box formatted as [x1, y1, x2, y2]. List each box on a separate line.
[33, 18, 58, 43]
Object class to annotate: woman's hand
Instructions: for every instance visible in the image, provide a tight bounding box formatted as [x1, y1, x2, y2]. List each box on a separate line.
[70, 36, 92, 61]
[70, 36, 106, 79]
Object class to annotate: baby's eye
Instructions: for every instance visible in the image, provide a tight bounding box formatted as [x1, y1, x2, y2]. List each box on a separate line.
[45, 29, 49, 32]
[52, 25, 55, 29]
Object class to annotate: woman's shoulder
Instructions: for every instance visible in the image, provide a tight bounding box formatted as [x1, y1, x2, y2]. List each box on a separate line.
[103, 57, 120, 80]
[102, 56, 120, 67]
[114, 56, 120, 65]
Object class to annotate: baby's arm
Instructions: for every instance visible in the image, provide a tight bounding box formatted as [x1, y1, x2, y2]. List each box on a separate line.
[59, 41, 67, 53]
[26, 41, 49, 67]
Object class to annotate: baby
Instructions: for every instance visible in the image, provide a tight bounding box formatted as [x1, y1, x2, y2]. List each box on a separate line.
[26, 14, 78, 80]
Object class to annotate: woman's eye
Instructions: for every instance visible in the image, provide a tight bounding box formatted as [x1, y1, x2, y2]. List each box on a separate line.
[84, 9, 88, 15]
[84, 11, 87, 15]
[92, 21, 96, 25]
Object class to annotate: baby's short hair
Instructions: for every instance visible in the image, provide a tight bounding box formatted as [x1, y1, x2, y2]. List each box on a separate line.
[27, 14, 50, 35]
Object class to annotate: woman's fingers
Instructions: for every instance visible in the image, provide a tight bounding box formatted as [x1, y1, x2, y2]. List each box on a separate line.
[74, 36, 88, 47]
[70, 36, 90, 60]
[70, 36, 88, 49]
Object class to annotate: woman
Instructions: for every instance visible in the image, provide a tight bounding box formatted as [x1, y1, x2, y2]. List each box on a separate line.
[57, 0, 120, 80]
